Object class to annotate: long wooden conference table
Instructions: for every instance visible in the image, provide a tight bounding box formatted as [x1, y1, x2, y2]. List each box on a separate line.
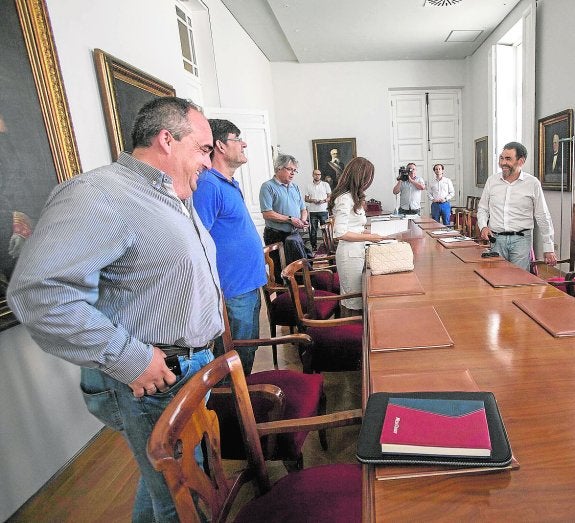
[361, 218, 575, 521]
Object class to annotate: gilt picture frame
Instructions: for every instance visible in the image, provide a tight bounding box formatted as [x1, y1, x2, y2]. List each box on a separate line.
[312, 137, 357, 190]
[93, 49, 176, 161]
[475, 136, 488, 188]
[1, 0, 81, 331]
[538, 109, 573, 191]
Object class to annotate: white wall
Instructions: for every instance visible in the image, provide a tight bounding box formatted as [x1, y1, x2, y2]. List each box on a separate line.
[536, 0, 575, 260]
[0, 0, 276, 519]
[465, 0, 574, 259]
[271, 60, 465, 211]
[464, 0, 534, 199]
[203, 0, 277, 139]
[3, 0, 573, 518]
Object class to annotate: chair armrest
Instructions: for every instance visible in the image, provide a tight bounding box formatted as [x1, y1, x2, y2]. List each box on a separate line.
[267, 283, 288, 293]
[211, 383, 284, 403]
[256, 408, 363, 436]
[314, 292, 361, 302]
[232, 333, 313, 348]
[301, 315, 362, 328]
[309, 265, 338, 273]
[211, 383, 285, 458]
[532, 258, 570, 266]
[310, 254, 336, 263]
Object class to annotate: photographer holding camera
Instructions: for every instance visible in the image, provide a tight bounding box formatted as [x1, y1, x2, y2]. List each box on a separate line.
[392, 162, 426, 214]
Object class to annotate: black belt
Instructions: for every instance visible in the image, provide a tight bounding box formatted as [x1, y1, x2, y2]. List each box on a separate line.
[399, 208, 420, 215]
[494, 230, 527, 237]
[155, 340, 214, 358]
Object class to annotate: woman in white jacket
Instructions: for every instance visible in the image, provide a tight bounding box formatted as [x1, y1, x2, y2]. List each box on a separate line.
[329, 157, 386, 314]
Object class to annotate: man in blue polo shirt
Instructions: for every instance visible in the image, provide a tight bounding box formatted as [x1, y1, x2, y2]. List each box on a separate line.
[260, 154, 309, 281]
[194, 119, 266, 375]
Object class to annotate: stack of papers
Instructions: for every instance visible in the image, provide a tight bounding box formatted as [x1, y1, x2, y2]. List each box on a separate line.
[366, 239, 398, 245]
[430, 229, 460, 236]
[440, 236, 472, 243]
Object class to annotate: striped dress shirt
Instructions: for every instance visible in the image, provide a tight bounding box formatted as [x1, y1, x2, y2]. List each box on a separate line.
[7, 153, 223, 384]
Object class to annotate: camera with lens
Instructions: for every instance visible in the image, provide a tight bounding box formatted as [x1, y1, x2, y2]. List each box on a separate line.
[397, 165, 410, 181]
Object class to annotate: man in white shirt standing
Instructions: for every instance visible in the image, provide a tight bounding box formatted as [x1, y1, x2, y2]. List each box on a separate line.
[428, 163, 455, 224]
[305, 169, 331, 251]
[477, 141, 557, 270]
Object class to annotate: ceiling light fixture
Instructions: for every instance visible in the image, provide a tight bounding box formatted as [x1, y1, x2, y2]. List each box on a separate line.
[425, 0, 463, 6]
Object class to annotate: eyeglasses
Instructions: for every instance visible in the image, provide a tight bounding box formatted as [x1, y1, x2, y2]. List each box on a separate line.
[225, 136, 244, 143]
[284, 167, 298, 174]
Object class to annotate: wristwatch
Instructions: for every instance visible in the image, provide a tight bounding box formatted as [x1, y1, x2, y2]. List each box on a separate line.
[287, 215, 292, 223]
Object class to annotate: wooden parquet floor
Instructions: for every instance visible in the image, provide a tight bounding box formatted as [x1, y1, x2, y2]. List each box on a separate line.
[9, 311, 361, 523]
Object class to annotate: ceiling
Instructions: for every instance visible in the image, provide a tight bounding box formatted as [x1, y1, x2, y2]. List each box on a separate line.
[220, 0, 523, 62]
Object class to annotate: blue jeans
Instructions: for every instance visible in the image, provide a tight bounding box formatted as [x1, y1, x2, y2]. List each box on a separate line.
[491, 230, 532, 270]
[81, 348, 214, 523]
[431, 202, 451, 225]
[309, 211, 328, 249]
[214, 288, 261, 375]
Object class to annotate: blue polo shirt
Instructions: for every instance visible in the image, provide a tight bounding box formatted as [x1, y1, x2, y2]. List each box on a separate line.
[259, 177, 306, 232]
[194, 169, 266, 299]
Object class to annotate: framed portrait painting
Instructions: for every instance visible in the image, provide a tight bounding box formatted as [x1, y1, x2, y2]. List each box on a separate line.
[475, 136, 488, 187]
[312, 138, 357, 190]
[538, 109, 573, 191]
[94, 49, 176, 161]
[1, 0, 81, 331]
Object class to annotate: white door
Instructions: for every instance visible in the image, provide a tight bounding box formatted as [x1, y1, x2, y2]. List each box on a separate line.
[390, 90, 463, 214]
[204, 108, 274, 237]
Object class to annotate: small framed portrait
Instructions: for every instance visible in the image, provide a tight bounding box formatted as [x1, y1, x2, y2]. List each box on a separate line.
[93, 49, 176, 160]
[475, 136, 488, 187]
[538, 109, 573, 191]
[312, 138, 357, 190]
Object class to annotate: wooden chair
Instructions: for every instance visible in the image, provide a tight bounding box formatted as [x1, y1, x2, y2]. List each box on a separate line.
[531, 211, 575, 293]
[282, 259, 363, 374]
[262, 242, 339, 366]
[365, 198, 383, 217]
[319, 217, 337, 256]
[207, 300, 328, 470]
[147, 351, 362, 523]
[451, 195, 480, 236]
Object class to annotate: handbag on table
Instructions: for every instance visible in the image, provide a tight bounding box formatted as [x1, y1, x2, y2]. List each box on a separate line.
[367, 241, 414, 275]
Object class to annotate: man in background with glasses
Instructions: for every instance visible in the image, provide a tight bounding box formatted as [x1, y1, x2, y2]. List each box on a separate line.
[392, 162, 426, 215]
[194, 119, 266, 376]
[260, 153, 309, 281]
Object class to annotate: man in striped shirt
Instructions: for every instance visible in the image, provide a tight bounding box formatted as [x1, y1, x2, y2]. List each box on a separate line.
[7, 97, 223, 523]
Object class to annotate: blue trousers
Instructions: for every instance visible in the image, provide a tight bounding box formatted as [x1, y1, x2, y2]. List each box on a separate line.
[214, 288, 261, 376]
[431, 201, 451, 225]
[81, 348, 214, 523]
[491, 230, 532, 271]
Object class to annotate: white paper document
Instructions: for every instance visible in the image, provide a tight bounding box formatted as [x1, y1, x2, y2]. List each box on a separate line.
[439, 236, 473, 243]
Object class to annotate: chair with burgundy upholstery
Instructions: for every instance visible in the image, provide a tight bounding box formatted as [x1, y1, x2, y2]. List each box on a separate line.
[531, 214, 575, 294]
[282, 258, 364, 374]
[147, 350, 362, 523]
[206, 301, 327, 470]
[365, 198, 383, 217]
[262, 242, 340, 366]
